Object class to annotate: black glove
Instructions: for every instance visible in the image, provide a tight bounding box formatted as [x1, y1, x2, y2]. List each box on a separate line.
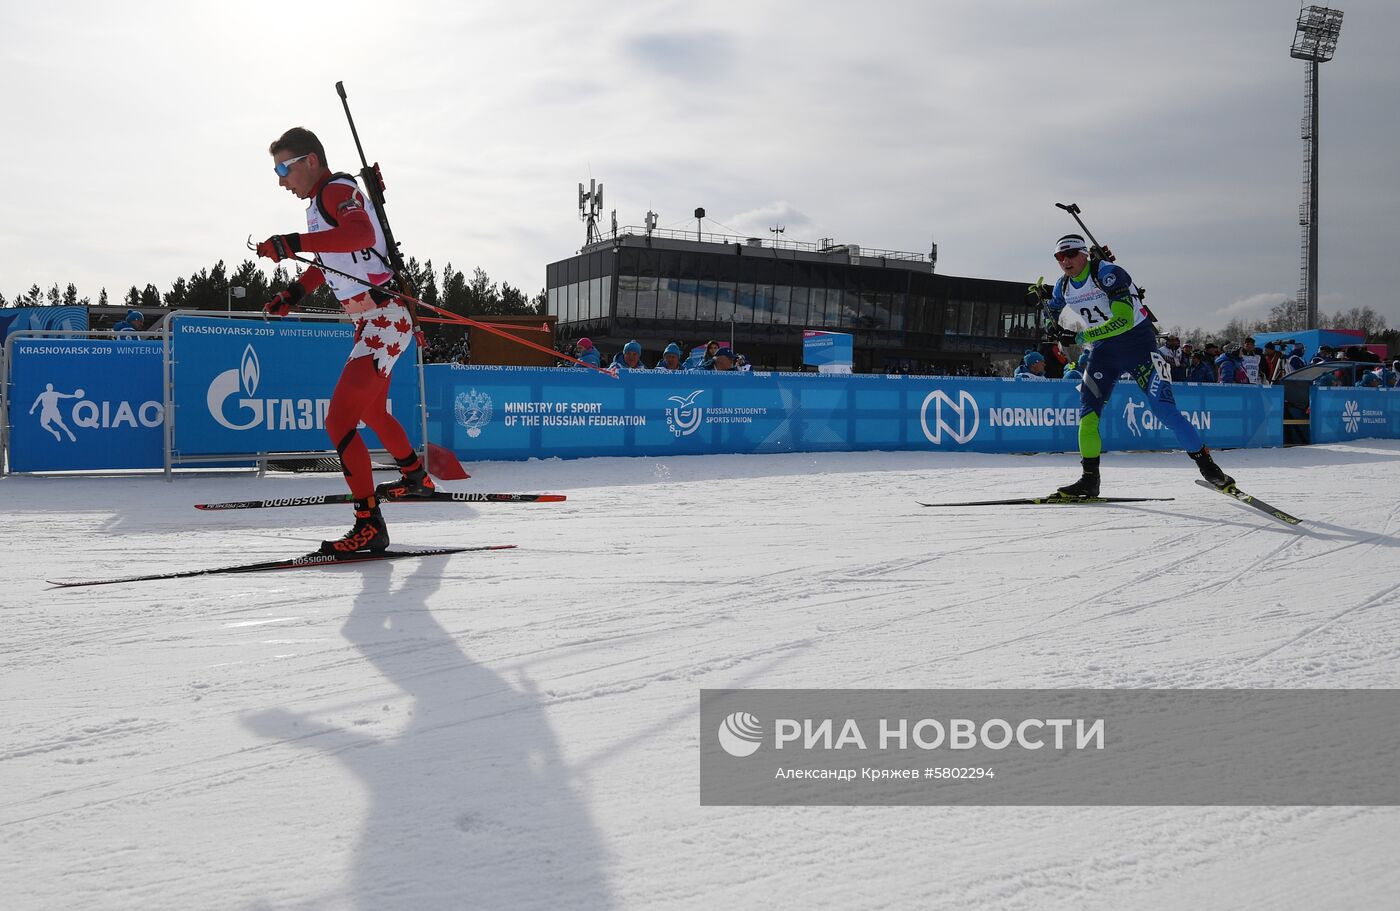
[256, 234, 302, 262]
[263, 289, 298, 317]
[1091, 244, 1115, 263]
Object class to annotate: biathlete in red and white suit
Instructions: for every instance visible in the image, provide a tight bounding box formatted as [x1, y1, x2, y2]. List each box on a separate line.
[256, 126, 435, 555]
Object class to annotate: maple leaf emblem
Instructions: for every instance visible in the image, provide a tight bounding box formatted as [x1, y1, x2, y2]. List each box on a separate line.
[394, 318, 412, 334]
[364, 334, 385, 350]
[386, 342, 402, 358]
[371, 315, 392, 329]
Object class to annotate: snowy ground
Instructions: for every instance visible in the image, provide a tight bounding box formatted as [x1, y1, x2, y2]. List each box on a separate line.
[4, 442, 1400, 910]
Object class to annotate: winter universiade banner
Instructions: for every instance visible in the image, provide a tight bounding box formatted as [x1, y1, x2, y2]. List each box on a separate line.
[1, 351, 1301, 472]
[6, 337, 165, 471]
[0, 306, 88, 343]
[1310, 387, 1400, 444]
[424, 367, 1285, 461]
[169, 316, 421, 459]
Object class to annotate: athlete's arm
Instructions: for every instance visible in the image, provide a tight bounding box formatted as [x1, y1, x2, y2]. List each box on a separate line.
[296, 183, 376, 254]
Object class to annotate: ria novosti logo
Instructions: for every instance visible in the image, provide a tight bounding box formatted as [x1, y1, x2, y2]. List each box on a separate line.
[717, 712, 763, 757]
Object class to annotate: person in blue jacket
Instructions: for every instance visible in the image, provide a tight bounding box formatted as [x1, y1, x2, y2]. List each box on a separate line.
[1034, 232, 1233, 497]
[611, 339, 647, 370]
[1186, 350, 1216, 384]
[113, 310, 146, 336]
[654, 342, 684, 371]
[1215, 343, 1248, 384]
[573, 337, 601, 368]
[1355, 369, 1382, 388]
[1013, 350, 1048, 380]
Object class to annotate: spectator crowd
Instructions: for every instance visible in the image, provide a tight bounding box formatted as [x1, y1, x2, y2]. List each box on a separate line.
[556, 338, 753, 372]
[1005, 336, 1396, 389]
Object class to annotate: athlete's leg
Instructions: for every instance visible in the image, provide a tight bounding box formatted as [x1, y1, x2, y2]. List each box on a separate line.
[325, 356, 393, 500]
[1129, 361, 1205, 453]
[1076, 347, 1121, 459]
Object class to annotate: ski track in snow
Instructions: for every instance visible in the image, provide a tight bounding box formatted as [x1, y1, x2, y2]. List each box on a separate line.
[3, 443, 1399, 910]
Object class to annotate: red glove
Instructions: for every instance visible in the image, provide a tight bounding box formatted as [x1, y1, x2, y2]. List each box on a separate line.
[255, 234, 302, 262]
[263, 290, 295, 317]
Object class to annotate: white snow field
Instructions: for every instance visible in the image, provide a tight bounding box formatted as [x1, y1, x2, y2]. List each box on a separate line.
[4, 442, 1400, 910]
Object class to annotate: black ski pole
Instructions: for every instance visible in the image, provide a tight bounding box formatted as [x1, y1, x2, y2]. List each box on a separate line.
[1054, 201, 1155, 322]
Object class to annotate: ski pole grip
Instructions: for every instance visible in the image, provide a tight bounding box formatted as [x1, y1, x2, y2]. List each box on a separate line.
[336, 81, 346, 100]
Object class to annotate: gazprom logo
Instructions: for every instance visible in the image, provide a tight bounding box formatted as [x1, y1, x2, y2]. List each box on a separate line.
[208, 345, 264, 430]
[206, 344, 332, 431]
[920, 389, 979, 445]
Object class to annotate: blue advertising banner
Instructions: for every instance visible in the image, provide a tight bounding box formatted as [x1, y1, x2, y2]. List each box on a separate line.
[425, 368, 1282, 461]
[7, 338, 165, 471]
[1310, 387, 1400, 443]
[171, 316, 421, 457]
[0, 307, 88, 344]
[803, 330, 853, 371]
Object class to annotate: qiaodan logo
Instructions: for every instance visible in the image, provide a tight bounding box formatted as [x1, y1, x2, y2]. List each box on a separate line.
[1122, 400, 1145, 437]
[455, 389, 493, 438]
[717, 712, 763, 758]
[28, 383, 163, 443]
[920, 389, 979, 445]
[1342, 400, 1361, 434]
[666, 389, 706, 437]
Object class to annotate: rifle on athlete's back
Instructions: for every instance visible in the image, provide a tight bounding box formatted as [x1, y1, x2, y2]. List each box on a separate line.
[334, 81, 421, 332]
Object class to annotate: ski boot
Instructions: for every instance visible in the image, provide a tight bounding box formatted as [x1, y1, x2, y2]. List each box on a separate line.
[376, 454, 437, 501]
[1055, 457, 1101, 499]
[320, 496, 389, 554]
[1189, 447, 1235, 491]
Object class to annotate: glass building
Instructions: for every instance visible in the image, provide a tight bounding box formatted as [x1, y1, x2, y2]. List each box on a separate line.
[545, 228, 1040, 372]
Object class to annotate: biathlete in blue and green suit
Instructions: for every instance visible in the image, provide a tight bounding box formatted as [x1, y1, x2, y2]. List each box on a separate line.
[1034, 233, 1235, 498]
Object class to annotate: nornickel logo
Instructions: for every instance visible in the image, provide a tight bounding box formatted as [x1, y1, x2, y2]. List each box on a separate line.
[717, 712, 763, 757]
[920, 389, 979, 445]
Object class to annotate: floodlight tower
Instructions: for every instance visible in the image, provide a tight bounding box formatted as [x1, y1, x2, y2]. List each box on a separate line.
[1291, 5, 1344, 330]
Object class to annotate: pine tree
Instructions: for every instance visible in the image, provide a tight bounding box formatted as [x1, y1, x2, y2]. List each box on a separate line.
[62, 283, 80, 307]
[418, 258, 439, 306]
[124, 286, 141, 308]
[441, 262, 468, 314]
[46, 284, 62, 306]
[140, 283, 162, 309]
[466, 267, 500, 314]
[98, 288, 109, 307]
[165, 276, 190, 310]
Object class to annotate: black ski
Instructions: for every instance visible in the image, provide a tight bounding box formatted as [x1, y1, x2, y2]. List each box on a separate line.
[47, 545, 515, 589]
[918, 495, 1174, 508]
[195, 491, 566, 511]
[1194, 481, 1303, 526]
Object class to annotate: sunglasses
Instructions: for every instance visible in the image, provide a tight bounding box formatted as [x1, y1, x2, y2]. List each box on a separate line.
[273, 154, 311, 177]
[1053, 249, 1085, 262]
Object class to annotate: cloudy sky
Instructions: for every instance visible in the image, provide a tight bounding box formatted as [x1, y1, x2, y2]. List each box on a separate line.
[3, 0, 1397, 332]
